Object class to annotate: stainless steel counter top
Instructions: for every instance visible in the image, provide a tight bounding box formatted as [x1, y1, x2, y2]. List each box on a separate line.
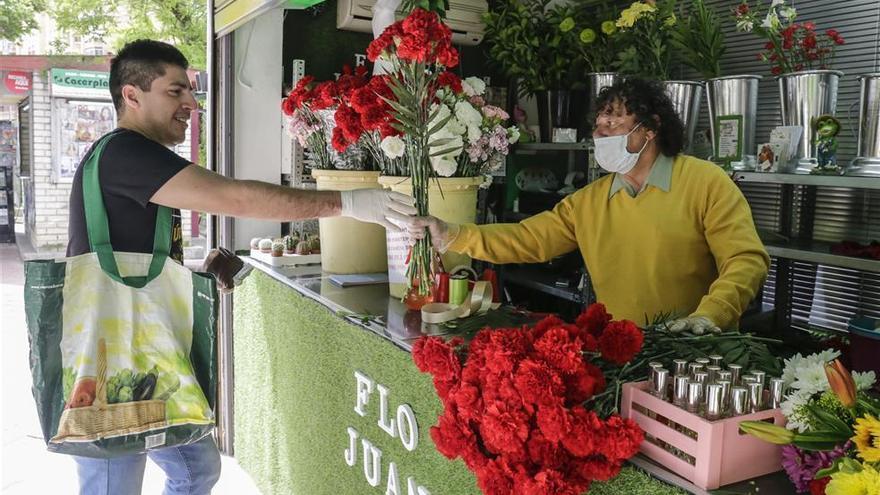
[243, 258, 454, 352]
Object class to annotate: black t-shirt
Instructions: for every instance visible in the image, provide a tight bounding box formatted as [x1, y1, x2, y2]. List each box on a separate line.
[66, 128, 191, 263]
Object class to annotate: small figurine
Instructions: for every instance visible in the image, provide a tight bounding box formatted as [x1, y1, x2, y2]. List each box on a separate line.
[513, 105, 536, 143]
[811, 114, 842, 175]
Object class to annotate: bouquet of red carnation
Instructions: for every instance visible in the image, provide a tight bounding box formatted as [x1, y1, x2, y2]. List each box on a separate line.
[412, 303, 645, 495]
[365, 8, 461, 299]
[280, 64, 372, 170]
[733, 0, 844, 75]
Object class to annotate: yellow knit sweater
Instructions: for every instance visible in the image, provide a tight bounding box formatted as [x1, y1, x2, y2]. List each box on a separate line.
[448, 155, 770, 329]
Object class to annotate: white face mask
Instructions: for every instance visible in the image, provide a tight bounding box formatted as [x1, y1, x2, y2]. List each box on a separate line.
[594, 123, 650, 174]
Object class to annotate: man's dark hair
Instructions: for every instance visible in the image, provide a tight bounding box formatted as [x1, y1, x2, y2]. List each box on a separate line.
[595, 78, 685, 156]
[109, 39, 189, 113]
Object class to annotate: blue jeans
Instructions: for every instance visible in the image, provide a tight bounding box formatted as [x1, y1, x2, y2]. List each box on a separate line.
[73, 435, 221, 495]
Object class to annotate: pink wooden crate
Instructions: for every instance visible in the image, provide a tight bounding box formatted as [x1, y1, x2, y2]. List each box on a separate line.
[621, 381, 785, 490]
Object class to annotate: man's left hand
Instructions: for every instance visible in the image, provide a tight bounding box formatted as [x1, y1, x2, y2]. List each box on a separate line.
[667, 316, 721, 335]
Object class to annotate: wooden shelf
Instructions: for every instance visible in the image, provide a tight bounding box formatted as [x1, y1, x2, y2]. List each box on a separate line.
[765, 240, 880, 273]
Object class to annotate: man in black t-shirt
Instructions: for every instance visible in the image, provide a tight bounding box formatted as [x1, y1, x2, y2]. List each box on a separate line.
[67, 40, 416, 495]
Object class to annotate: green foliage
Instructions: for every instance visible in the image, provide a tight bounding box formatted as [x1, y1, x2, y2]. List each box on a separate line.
[565, 0, 625, 74]
[482, 0, 581, 97]
[0, 0, 47, 42]
[400, 0, 448, 16]
[670, 0, 725, 79]
[614, 0, 678, 80]
[50, 0, 206, 68]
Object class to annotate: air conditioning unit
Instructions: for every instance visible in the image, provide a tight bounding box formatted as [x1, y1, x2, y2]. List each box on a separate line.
[337, 0, 487, 46]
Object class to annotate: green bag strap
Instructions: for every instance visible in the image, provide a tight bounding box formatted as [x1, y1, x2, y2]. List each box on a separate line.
[83, 133, 171, 288]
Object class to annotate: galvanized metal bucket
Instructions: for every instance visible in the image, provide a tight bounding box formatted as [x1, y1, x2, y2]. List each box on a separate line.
[777, 70, 843, 172]
[663, 81, 703, 153]
[583, 72, 622, 135]
[849, 73, 880, 176]
[706, 75, 762, 170]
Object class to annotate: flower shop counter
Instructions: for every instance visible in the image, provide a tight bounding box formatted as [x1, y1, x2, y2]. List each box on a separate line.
[231, 260, 692, 495]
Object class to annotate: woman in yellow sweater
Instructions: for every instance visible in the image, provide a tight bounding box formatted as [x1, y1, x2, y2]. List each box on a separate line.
[408, 79, 770, 333]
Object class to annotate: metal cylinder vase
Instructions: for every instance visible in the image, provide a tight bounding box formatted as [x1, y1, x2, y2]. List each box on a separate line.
[663, 81, 703, 153]
[778, 70, 844, 172]
[706, 75, 762, 170]
[850, 73, 880, 176]
[584, 72, 622, 135]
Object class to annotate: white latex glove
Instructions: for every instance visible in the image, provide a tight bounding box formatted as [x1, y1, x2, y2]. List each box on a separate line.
[667, 316, 722, 335]
[340, 189, 417, 231]
[405, 216, 460, 253]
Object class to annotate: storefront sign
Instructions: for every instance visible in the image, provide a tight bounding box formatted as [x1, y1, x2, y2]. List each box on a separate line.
[2, 71, 32, 95]
[50, 69, 111, 99]
[345, 371, 432, 495]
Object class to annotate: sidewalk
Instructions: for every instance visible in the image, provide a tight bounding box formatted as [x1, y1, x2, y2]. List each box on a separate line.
[1, 243, 261, 494]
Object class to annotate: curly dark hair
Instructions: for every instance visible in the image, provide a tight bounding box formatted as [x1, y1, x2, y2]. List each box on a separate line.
[595, 78, 684, 156]
[110, 39, 189, 114]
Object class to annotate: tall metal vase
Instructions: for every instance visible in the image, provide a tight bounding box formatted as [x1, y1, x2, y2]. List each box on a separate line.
[778, 70, 843, 172]
[663, 81, 703, 153]
[583, 72, 621, 135]
[850, 73, 880, 176]
[706, 75, 762, 170]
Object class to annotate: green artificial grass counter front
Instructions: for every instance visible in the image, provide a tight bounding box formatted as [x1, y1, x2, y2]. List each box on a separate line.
[233, 270, 685, 495]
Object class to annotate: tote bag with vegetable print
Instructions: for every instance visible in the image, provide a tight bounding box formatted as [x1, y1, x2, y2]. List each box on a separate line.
[24, 133, 217, 458]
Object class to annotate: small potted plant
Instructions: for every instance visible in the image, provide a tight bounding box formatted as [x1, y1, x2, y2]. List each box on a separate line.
[482, 0, 580, 142]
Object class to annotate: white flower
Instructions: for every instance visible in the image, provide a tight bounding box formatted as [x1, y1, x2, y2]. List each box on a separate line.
[445, 116, 466, 137]
[779, 6, 796, 20]
[455, 101, 483, 127]
[781, 350, 840, 387]
[761, 11, 779, 29]
[791, 363, 832, 396]
[781, 389, 814, 432]
[380, 135, 406, 159]
[467, 124, 482, 144]
[771, 0, 785, 7]
[429, 103, 453, 131]
[507, 126, 521, 144]
[479, 174, 493, 189]
[462, 76, 486, 97]
[429, 128, 463, 177]
[854, 371, 877, 390]
[736, 20, 754, 32]
[431, 156, 458, 177]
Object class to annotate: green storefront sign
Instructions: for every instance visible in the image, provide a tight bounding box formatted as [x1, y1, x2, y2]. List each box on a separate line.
[50, 69, 110, 99]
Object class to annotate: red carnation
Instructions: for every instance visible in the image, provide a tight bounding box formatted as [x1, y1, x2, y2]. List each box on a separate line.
[412, 336, 461, 380]
[771, 66, 783, 75]
[479, 400, 530, 455]
[523, 469, 585, 495]
[514, 358, 565, 407]
[561, 406, 602, 457]
[565, 362, 606, 404]
[475, 458, 518, 495]
[533, 327, 583, 375]
[331, 126, 350, 152]
[735, 3, 749, 16]
[361, 105, 388, 132]
[574, 455, 622, 482]
[437, 71, 463, 94]
[480, 374, 522, 409]
[533, 315, 565, 340]
[596, 415, 643, 461]
[281, 96, 296, 116]
[598, 320, 644, 365]
[437, 44, 460, 68]
[575, 303, 612, 338]
[527, 430, 566, 470]
[482, 327, 532, 375]
[430, 409, 474, 459]
[809, 477, 831, 495]
[536, 403, 573, 443]
[450, 382, 482, 422]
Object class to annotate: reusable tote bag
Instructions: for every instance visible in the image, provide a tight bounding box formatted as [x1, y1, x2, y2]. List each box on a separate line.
[24, 134, 218, 458]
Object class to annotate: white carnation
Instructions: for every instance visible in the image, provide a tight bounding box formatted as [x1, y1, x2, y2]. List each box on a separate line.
[429, 129, 462, 177]
[462, 77, 486, 97]
[467, 124, 482, 144]
[854, 370, 877, 390]
[445, 116, 466, 136]
[455, 101, 483, 127]
[431, 156, 458, 177]
[429, 103, 453, 131]
[380, 135, 406, 159]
